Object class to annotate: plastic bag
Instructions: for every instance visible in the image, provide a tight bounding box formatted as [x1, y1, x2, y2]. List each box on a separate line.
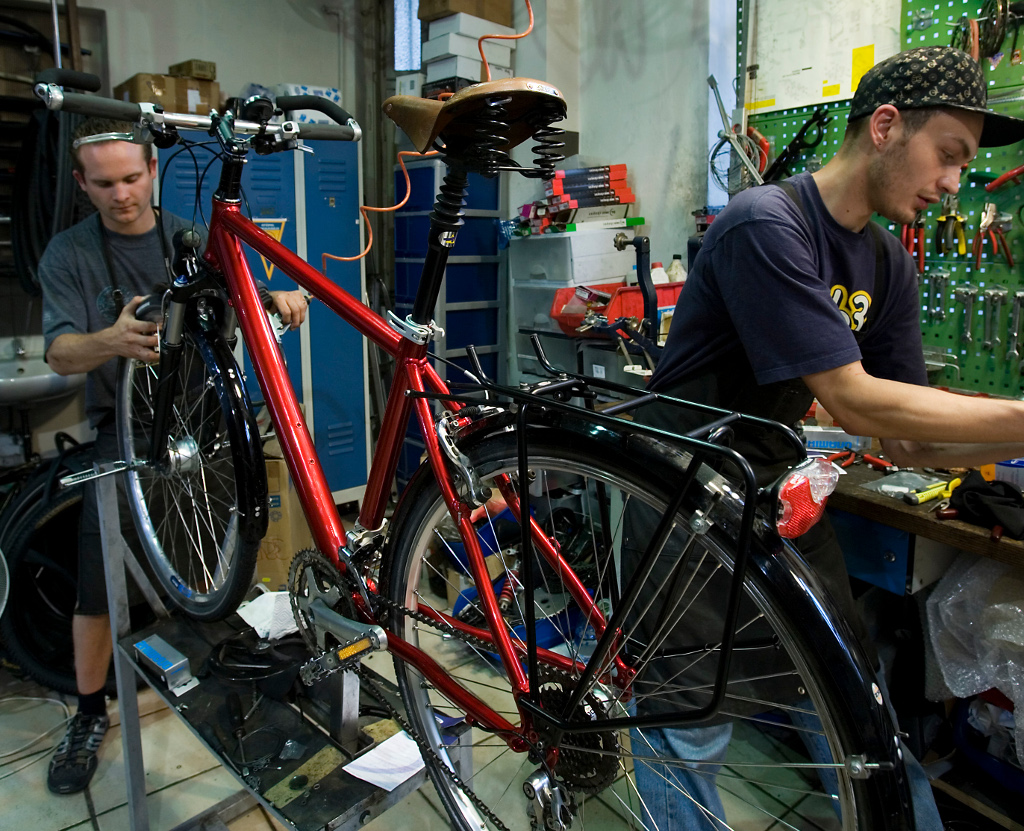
[926, 552, 1024, 768]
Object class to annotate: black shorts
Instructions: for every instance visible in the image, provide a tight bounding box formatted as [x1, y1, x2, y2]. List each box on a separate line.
[76, 423, 143, 615]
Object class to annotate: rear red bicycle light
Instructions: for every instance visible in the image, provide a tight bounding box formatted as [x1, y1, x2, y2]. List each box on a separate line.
[771, 458, 840, 539]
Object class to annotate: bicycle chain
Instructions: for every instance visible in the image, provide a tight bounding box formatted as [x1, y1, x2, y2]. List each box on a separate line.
[352, 662, 511, 831]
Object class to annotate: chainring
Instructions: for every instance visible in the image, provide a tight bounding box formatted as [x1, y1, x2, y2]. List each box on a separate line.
[288, 548, 359, 654]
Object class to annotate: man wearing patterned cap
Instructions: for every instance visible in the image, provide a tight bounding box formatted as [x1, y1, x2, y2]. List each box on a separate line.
[631, 46, 1024, 830]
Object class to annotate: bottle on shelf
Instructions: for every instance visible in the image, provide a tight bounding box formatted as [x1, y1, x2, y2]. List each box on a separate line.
[666, 253, 686, 283]
[650, 261, 669, 284]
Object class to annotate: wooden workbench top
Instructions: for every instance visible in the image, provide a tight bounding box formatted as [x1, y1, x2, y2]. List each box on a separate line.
[829, 463, 1024, 567]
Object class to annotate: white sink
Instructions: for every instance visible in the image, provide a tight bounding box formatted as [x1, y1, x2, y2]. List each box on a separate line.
[0, 351, 86, 406]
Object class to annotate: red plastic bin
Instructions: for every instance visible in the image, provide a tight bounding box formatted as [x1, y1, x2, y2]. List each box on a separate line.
[550, 282, 683, 338]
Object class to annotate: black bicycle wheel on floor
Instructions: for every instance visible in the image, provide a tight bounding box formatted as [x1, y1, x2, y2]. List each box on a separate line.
[381, 422, 907, 831]
[117, 323, 267, 621]
[0, 486, 83, 695]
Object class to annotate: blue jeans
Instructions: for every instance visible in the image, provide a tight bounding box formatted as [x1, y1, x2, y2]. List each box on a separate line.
[631, 721, 733, 830]
[633, 680, 942, 830]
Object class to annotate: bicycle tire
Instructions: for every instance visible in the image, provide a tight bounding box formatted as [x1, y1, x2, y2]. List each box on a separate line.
[0, 486, 83, 694]
[382, 425, 901, 831]
[117, 323, 267, 621]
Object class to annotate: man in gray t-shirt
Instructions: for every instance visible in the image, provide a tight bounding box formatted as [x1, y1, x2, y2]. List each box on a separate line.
[39, 118, 309, 796]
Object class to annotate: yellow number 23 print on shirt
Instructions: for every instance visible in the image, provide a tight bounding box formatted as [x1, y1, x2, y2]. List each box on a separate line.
[830, 285, 872, 332]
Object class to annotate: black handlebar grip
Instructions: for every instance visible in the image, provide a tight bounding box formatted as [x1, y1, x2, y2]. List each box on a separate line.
[276, 95, 356, 126]
[296, 122, 357, 141]
[57, 91, 142, 121]
[35, 68, 102, 92]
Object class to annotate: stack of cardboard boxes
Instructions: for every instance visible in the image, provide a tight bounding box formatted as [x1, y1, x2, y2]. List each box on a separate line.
[114, 58, 220, 115]
[406, 0, 515, 99]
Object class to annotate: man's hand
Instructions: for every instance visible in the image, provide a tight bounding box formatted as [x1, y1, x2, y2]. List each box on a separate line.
[46, 295, 159, 376]
[112, 295, 160, 361]
[270, 289, 309, 330]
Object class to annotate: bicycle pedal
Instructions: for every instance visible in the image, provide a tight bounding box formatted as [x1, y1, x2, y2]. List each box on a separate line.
[300, 633, 382, 685]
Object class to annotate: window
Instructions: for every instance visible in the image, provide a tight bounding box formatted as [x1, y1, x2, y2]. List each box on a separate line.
[395, 0, 421, 71]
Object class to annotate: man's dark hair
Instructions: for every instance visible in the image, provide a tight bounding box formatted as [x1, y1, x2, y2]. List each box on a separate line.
[843, 107, 939, 145]
[71, 117, 153, 174]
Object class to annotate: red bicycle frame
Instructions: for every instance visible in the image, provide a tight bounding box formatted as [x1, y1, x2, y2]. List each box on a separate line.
[202, 197, 618, 741]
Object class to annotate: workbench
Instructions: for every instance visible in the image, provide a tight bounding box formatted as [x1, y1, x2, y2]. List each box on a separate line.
[829, 463, 1024, 570]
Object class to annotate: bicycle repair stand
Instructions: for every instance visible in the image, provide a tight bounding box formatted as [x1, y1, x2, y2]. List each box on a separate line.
[95, 464, 431, 831]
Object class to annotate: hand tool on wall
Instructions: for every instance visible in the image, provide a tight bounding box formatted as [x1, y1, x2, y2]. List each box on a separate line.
[954, 285, 978, 344]
[982, 286, 1008, 351]
[993, 210, 1015, 267]
[762, 106, 832, 183]
[973, 203, 1014, 268]
[984, 161, 1024, 192]
[936, 194, 967, 256]
[1007, 291, 1024, 364]
[929, 268, 949, 322]
[902, 212, 926, 273]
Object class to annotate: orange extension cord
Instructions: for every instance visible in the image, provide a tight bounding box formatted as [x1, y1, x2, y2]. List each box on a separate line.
[320, 0, 537, 270]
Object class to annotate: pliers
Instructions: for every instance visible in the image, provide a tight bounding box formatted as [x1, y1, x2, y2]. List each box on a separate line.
[901, 212, 926, 273]
[826, 449, 858, 468]
[973, 202, 1014, 268]
[936, 194, 967, 256]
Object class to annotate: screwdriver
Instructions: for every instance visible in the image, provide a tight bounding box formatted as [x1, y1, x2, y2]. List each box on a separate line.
[227, 691, 247, 764]
[197, 723, 241, 775]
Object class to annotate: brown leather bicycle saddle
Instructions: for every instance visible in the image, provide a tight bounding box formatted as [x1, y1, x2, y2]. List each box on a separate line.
[382, 77, 565, 155]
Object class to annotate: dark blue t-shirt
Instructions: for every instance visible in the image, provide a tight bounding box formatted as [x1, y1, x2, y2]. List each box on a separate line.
[650, 173, 927, 399]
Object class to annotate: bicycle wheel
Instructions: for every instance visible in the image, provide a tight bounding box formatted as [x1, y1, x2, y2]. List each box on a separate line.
[383, 424, 901, 831]
[0, 486, 82, 694]
[117, 324, 267, 621]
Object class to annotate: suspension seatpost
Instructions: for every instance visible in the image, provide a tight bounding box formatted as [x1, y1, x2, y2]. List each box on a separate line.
[411, 163, 469, 325]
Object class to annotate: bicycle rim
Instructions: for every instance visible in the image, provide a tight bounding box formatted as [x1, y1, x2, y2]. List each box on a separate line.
[118, 329, 259, 620]
[384, 431, 888, 831]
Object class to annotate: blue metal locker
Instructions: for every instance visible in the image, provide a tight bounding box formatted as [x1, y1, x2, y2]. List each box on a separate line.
[157, 137, 369, 499]
[299, 142, 368, 501]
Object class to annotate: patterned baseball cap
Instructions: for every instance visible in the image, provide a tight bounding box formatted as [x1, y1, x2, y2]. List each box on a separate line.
[849, 46, 1024, 147]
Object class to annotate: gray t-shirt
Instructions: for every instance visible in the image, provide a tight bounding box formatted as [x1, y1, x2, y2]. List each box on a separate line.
[40, 210, 198, 428]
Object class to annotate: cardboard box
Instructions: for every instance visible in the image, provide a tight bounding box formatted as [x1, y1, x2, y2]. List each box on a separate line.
[168, 58, 217, 80]
[114, 73, 177, 111]
[428, 11, 516, 40]
[254, 457, 315, 591]
[418, 0, 513, 27]
[445, 554, 507, 611]
[425, 55, 512, 84]
[173, 77, 220, 114]
[114, 72, 220, 115]
[422, 32, 513, 66]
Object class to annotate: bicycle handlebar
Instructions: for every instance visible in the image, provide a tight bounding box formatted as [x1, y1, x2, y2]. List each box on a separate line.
[33, 73, 360, 144]
[35, 67, 101, 92]
[276, 95, 355, 128]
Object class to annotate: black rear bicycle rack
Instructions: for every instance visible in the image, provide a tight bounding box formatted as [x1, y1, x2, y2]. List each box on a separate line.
[406, 335, 808, 738]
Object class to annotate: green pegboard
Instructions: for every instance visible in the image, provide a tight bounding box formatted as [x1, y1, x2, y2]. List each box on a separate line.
[745, 3, 1024, 396]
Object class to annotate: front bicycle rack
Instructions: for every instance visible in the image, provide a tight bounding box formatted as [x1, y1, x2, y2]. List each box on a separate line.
[405, 337, 810, 736]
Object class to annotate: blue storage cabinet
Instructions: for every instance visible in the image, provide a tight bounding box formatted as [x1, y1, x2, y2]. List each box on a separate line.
[393, 158, 505, 490]
[157, 139, 369, 501]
